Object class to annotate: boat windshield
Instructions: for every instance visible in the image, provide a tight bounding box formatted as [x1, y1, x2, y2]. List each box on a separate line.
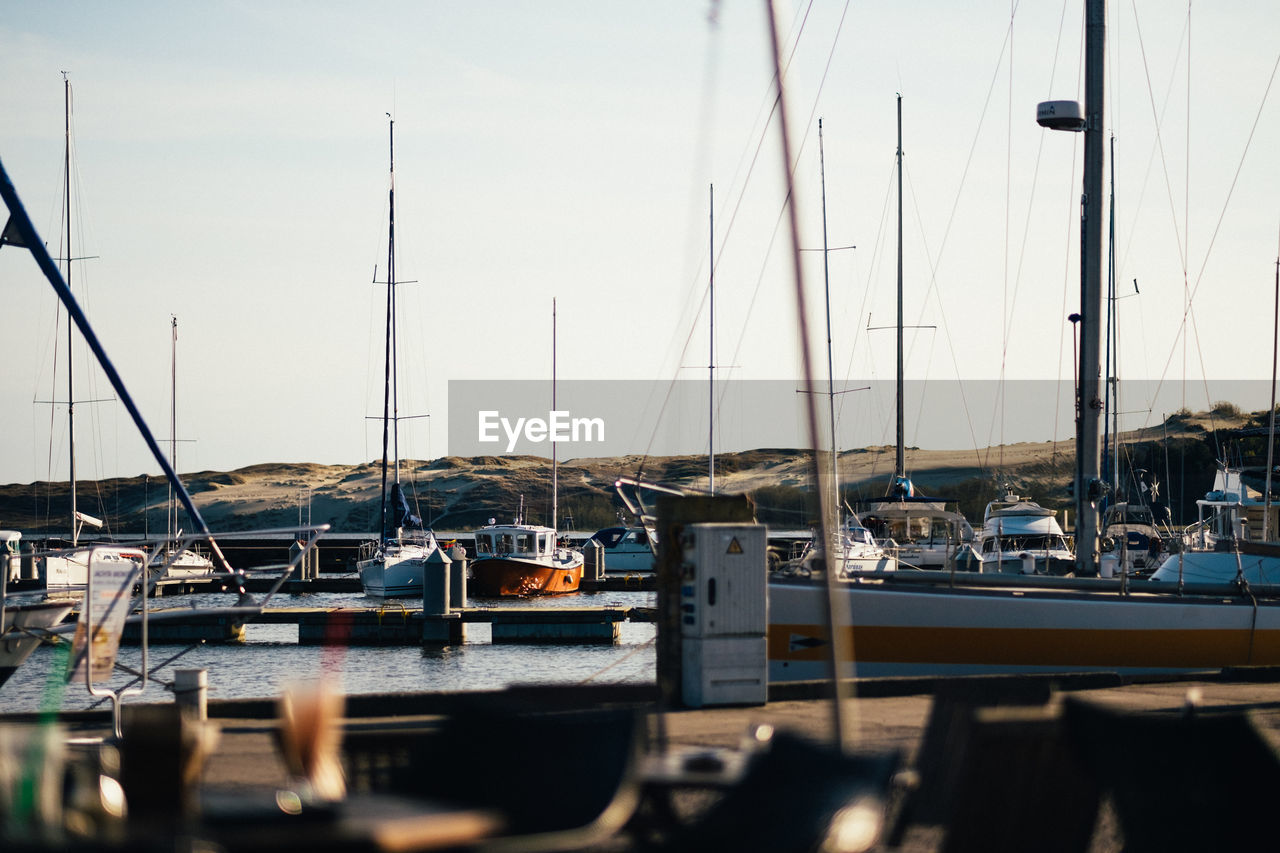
[591, 527, 626, 548]
[983, 534, 1070, 553]
[476, 533, 493, 554]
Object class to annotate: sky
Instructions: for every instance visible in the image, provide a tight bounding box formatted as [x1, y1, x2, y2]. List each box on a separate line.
[2, 1, 1279, 489]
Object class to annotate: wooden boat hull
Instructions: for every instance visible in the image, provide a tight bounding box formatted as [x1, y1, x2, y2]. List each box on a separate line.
[768, 575, 1280, 682]
[469, 556, 583, 597]
[1, 599, 74, 687]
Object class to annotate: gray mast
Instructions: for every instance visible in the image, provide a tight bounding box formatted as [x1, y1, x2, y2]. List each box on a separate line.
[1075, 0, 1106, 576]
[819, 119, 838, 512]
[708, 184, 715, 495]
[895, 94, 905, 486]
[552, 297, 558, 530]
[63, 72, 78, 544]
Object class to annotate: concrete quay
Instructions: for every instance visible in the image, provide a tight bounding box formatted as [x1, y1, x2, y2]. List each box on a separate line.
[18, 669, 1277, 851]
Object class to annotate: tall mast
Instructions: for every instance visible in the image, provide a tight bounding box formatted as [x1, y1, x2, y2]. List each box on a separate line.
[377, 117, 395, 540]
[1075, 0, 1106, 576]
[708, 183, 715, 495]
[819, 118, 838, 515]
[1265, 254, 1279, 541]
[63, 72, 78, 544]
[168, 315, 178, 543]
[895, 94, 905, 484]
[1104, 134, 1118, 497]
[552, 297, 558, 531]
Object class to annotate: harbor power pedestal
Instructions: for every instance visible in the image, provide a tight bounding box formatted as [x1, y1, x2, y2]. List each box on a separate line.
[679, 523, 768, 707]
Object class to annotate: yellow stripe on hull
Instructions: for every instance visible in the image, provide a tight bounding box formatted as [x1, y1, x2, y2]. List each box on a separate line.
[767, 580, 1280, 678]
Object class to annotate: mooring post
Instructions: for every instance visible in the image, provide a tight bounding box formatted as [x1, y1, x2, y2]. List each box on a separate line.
[424, 548, 451, 616]
[582, 538, 605, 581]
[173, 668, 208, 721]
[447, 544, 467, 609]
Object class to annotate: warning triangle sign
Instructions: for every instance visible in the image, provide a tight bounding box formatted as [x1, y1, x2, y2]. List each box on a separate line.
[726, 537, 743, 555]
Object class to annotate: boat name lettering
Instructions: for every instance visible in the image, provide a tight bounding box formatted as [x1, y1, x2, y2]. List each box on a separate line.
[477, 410, 606, 452]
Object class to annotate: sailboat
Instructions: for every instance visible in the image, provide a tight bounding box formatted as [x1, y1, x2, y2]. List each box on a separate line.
[35, 74, 148, 591]
[851, 96, 974, 571]
[357, 117, 443, 598]
[781, 119, 899, 577]
[2, 89, 274, 695]
[155, 316, 216, 580]
[469, 300, 584, 597]
[608, 3, 1280, 683]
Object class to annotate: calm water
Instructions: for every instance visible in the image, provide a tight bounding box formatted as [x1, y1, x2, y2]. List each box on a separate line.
[2, 589, 656, 714]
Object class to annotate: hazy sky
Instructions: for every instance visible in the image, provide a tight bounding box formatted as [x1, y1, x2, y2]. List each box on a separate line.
[2, 1, 1278, 488]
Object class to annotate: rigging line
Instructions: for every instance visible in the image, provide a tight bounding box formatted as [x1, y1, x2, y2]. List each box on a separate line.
[1143, 45, 1280, 426]
[901, 158, 985, 478]
[722, 0, 851, 380]
[635, 3, 810, 475]
[997, 1, 1074, 460]
[900, 8, 1022, 480]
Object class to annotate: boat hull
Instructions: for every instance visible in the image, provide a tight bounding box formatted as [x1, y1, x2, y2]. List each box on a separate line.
[768, 576, 1280, 682]
[469, 556, 583, 597]
[359, 542, 438, 597]
[1, 599, 74, 687]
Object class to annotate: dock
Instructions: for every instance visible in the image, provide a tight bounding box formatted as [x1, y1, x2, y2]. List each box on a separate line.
[126, 604, 657, 645]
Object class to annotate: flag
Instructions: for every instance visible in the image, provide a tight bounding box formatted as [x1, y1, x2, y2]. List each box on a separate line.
[0, 215, 27, 249]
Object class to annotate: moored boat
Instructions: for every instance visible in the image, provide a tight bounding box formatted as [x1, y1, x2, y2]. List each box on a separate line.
[356, 117, 442, 598]
[587, 525, 656, 574]
[0, 597, 75, 687]
[470, 510, 584, 596]
[1150, 463, 1280, 585]
[960, 486, 1075, 575]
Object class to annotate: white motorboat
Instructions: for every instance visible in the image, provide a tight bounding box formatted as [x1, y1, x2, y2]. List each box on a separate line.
[587, 525, 656, 574]
[960, 487, 1075, 575]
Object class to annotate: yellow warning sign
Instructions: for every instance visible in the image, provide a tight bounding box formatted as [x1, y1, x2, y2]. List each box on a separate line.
[726, 537, 743, 555]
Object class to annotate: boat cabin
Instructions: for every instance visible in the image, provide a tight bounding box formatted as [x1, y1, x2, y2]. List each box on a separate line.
[475, 525, 557, 558]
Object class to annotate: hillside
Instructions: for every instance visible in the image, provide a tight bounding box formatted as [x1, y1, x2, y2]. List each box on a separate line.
[0, 405, 1266, 536]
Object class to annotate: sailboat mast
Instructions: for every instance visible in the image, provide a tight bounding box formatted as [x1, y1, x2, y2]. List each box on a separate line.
[552, 297, 558, 531]
[708, 183, 715, 495]
[819, 119, 838, 514]
[895, 95, 905, 484]
[377, 117, 395, 540]
[1075, 0, 1106, 576]
[1265, 254, 1279, 540]
[63, 72, 78, 544]
[169, 315, 178, 543]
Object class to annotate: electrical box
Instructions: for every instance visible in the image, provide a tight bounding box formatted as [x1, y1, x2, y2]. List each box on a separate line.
[679, 523, 767, 638]
[678, 523, 767, 707]
[682, 636, 767, 707]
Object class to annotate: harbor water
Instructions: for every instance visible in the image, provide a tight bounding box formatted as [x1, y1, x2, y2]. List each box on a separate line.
[2, 588, 657, 714]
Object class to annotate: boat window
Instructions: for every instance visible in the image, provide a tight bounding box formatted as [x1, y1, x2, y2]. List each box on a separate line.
[518, 533, 536, 553]
[540, 533, 553, 552]
[593, 528, 625, 548]
[498, 533, 513, 553]
[475, 534, 492, 554]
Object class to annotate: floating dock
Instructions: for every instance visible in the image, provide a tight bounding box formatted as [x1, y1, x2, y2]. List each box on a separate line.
[124, 605, 656, 645]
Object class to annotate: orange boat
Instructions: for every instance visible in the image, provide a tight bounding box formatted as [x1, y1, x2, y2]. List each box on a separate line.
[469, 516, 583, 597]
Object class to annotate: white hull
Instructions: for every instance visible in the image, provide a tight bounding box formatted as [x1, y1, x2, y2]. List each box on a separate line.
[358, 539, 439, 597]
[600, 547, 655, 574]
[160, 549, 217, 580]
[1, 599, 75, 686]
[768, 574, 1280, 682]
[1151, 547, 1280, 586]
[41, 546, 147, 591]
